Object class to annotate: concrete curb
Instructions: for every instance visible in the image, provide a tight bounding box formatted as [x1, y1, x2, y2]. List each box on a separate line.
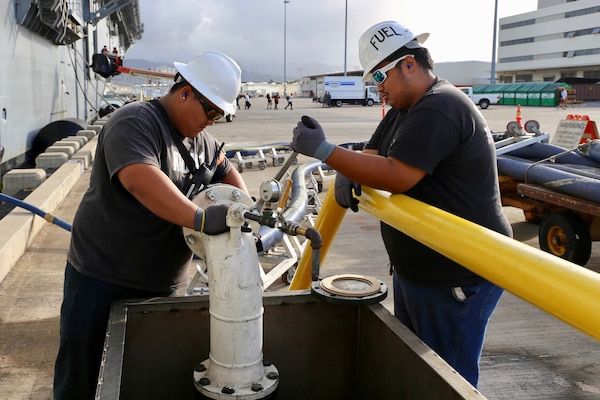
[0, 137, 97, 284]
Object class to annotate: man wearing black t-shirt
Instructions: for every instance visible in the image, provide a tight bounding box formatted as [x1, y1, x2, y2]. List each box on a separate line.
[291, 21, 512, 388]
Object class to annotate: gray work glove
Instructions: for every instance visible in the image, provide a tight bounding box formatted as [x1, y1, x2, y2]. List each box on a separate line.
[292, 116, 336, 162]
[334, 173, 361, 212]
[194, 204, 230, 235]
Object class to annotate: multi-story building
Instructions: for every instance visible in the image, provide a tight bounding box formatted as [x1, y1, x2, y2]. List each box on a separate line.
[497, 0, 600, 85]
[300, 1, 600, 101]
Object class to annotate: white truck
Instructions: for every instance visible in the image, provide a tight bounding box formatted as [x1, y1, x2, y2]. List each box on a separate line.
[458, 86, 501, 109]
[321, 76, 379, 107]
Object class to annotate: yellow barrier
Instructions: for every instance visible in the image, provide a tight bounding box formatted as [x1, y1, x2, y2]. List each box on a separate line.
[289, 188, 347, 290]
[293, 186, 600, 341]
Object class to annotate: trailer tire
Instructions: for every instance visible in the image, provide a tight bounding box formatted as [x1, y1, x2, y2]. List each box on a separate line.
[539, 211, 591, 265]
[335, 100, 343, 107]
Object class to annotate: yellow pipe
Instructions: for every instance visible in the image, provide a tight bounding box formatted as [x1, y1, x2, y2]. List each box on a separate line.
[290, 183, 600, 340]
[350, 187, 600, 341]
[289, 187, 347, 290]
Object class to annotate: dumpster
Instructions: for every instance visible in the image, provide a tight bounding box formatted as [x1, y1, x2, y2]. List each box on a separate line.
[540, 83, 566, 107]
[96, 293, 486, 400]
[499, 83, 522, 105]
[525, 83, 551, 106]
[515, 84, 529, 106]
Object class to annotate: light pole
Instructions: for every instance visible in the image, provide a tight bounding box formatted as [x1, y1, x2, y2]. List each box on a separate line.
[283, 0, 290, 96]
[490, 0, 498, 84]
[344, 0, 347, 76]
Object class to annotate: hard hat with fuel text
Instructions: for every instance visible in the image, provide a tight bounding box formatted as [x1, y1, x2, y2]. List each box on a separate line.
[173, 51, 241, 115]
[359, 21, 429, 82]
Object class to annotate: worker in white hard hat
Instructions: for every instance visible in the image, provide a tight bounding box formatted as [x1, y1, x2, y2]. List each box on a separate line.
[54, 51, 248, 400]
[291, 21, 513, 388]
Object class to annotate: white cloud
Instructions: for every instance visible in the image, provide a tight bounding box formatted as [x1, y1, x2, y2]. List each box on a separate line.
[125, 0, 538, 79]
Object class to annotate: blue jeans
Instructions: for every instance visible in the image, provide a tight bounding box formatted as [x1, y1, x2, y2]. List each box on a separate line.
[53, 262, 175, 400]
[393, 272, 503, 387]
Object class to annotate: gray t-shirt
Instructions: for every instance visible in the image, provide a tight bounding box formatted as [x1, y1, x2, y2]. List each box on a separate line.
[67, 101, 232, 291]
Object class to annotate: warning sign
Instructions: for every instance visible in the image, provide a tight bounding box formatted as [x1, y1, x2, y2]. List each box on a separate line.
[551, 119, 587, 149]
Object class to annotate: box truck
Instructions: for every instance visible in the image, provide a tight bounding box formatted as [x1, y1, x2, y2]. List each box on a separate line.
[322, 76, 380, 107]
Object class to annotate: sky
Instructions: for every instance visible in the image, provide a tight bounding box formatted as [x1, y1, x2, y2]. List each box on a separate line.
[125, 0, 539, 81]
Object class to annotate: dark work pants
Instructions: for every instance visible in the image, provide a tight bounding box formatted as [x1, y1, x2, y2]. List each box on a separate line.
[393, 272, 503, 388]
[53, 262, 174, 400]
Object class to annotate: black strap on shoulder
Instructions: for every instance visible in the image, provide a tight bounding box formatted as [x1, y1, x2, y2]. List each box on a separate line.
[149, 99, 224, 199]
[150, 99, 197, 174]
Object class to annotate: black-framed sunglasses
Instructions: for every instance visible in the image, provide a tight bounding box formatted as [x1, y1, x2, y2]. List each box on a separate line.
[191, 88, 225, 121]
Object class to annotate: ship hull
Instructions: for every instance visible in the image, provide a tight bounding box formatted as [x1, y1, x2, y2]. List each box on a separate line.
[0, 0, 141, 173]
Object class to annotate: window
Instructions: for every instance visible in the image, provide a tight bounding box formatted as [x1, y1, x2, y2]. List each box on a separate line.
[501, 19, 535, 30]
[583, 70, 600, 79]
[516, 74, 533, 82]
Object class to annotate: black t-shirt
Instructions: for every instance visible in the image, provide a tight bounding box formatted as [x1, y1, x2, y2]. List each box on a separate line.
[67, 101, 232, 291]
[367, 79, 512, 287]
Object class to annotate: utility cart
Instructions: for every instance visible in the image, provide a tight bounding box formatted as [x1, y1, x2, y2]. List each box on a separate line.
[500, 178, 600, 265]
[226, 143, 294, 173]
[496, 120, 600, 265]
[229, 149, 267, 173]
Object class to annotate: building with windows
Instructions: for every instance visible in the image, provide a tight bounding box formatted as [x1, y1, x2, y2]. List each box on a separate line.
[497, 0, 600, 85]
[300, 1, 600, 102]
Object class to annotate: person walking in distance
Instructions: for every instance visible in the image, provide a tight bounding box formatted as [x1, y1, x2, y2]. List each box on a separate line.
[53, 51, 248, 400]
[266, 93, 272, 109]
[558, 87, 568, 110]
[290, 21, 512, 388]
[273, 93, 280, 110]
[284, 93, 293, 110]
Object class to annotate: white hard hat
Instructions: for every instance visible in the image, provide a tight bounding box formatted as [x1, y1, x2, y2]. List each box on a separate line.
[173, 51, 241, 115]
[359, 21, 429, 82]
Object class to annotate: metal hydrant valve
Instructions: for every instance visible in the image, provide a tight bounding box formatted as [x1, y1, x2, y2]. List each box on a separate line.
[227, 203, 250, 228]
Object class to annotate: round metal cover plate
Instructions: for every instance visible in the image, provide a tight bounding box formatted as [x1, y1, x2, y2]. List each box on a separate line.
[311, 274, 388, 305]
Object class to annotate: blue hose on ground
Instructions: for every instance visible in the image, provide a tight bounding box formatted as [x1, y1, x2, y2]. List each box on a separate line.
[0, 193, 72, 232]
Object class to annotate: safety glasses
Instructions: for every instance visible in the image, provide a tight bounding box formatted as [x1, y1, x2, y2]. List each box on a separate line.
[371, 54, 414, 84]
[191, 88, 225, 121]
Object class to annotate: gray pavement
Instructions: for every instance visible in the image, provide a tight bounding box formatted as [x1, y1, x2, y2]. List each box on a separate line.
[1, 98, 599, 399]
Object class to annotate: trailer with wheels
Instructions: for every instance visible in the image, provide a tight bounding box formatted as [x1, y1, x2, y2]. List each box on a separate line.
[225, 143, 295, 173]
[268, 146, 298, 167]
[494, 119, 600, 265]
[500, 179, 599, 265]
[229, 150, 267, 173]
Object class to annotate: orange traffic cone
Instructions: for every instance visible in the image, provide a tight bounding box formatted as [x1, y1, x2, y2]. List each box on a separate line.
[516, 104, 522, 129]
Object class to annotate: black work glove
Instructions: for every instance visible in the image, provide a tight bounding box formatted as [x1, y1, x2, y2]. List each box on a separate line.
[291, 116, 336, 161]
[334, 173, 361, 212]
[194, 204, 230, 235]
